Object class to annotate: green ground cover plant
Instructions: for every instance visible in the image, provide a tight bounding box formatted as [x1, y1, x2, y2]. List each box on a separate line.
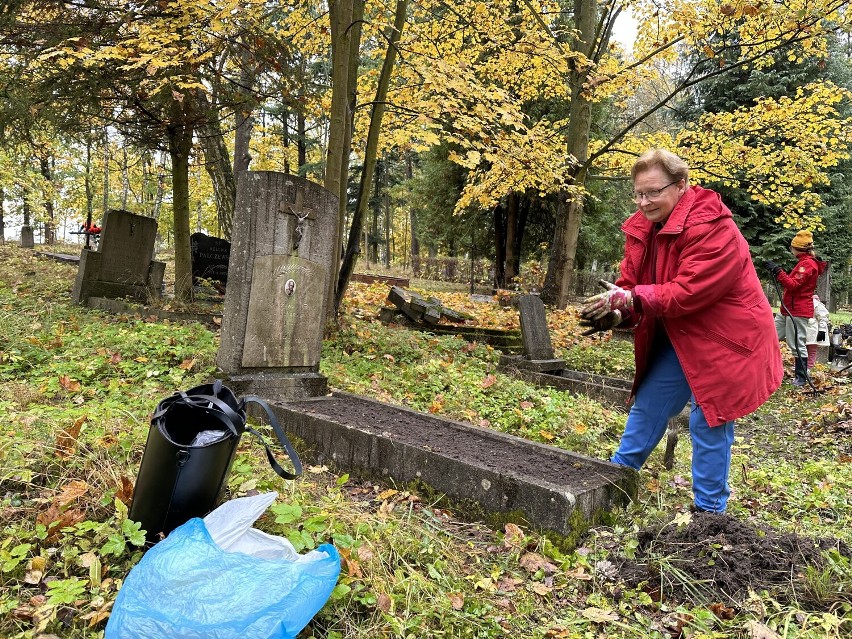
[1, 244, 850, 638]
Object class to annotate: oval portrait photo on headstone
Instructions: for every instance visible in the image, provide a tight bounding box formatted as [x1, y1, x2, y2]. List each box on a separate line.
[285, 279, 296, 296]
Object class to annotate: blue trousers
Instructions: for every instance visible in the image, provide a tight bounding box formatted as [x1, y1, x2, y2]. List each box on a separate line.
[612, 340, 734, 512]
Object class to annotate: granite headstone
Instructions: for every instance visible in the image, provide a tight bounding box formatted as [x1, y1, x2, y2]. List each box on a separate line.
[190, 232, 231, 286]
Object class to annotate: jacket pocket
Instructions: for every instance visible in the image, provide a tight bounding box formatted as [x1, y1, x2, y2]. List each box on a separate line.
[705, 329, 754, 358]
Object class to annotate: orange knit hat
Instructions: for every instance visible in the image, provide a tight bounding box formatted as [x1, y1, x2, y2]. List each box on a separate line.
[791, 230, 814, 250]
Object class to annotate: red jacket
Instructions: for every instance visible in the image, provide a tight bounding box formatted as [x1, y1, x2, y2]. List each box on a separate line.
[616, 186, 783, 427]
[777, 253, 827, 317]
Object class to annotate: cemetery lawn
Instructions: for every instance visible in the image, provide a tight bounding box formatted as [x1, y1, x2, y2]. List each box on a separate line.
[1, 242, 851, 639]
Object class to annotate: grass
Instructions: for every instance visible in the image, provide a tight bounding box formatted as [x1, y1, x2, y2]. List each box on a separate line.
[1, 242, 851, 638]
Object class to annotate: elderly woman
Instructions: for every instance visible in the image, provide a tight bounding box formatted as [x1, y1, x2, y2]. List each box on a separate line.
[580, 149, 783, 513]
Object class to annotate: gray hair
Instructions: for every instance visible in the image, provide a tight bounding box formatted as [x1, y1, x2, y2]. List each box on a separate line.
[631, 149, 689, 184]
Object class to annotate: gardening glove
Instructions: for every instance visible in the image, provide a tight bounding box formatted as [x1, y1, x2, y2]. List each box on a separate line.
[580, 280, 633, 321]
[579, 310, 624, 336]
[764, 260, 782, 278]
[817, 331, 826, 342]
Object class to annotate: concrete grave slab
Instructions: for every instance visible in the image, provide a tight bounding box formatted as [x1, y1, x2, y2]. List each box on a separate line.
[264, 392, 637, 540]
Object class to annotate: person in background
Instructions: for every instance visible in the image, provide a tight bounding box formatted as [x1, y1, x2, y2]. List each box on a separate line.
[805, 294, 830, 371]
[81, 220, 102, 235]
[765, 231, 828, 386]
[579, 148, 782, 513]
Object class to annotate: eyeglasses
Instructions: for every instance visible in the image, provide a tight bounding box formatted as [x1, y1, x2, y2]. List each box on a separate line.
[631, 181, 680, 203]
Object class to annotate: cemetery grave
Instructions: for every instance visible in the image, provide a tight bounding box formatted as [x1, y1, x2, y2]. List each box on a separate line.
[264, 392, 637, 541]
[381, 285, 524, 353]
[206, 172, 637, 537]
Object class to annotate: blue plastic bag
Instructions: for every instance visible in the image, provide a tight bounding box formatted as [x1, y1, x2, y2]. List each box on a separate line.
[106, 493, 340, 639]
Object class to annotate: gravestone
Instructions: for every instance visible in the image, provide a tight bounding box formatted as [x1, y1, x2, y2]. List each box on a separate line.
[20, 226, 34, 248]
[516, 295, 565, 372]
[71, 209, 165, 305]
[190, 232, 231, 287]
[217, 171, 338, 399]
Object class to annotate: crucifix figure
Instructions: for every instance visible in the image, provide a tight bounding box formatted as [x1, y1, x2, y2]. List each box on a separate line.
[281, 188, 316, 252]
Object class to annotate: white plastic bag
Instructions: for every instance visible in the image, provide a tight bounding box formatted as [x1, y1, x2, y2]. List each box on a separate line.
[106, 493, 340, 639]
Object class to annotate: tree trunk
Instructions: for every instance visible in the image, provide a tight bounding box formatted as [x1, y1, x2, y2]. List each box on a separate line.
[504, 192, 520, 283]
[102, 127, 110, 215]
[326, 0, 361, 318]
[540, 0, 597, 308]
[167, 99, 196, 303]
[297, 105, 307, 172]
[513, 194, 529, 278]
[121, 143, 130, 210]
[0, 186, 5, 244]
[383, 160, 390, 267]
[494, 202, 506, 287]
[84, 136, 94, 232]
[407, 153, 419, 269]
[369, 160, 381, 262]
[334, 0, 406, 312]
[232, 47, 256, 215]
[39, 156, 56, 245]
[201, 116, 237, 239]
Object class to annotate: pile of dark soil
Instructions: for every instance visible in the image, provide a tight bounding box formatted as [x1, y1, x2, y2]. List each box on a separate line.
[612, 512, 851, 608]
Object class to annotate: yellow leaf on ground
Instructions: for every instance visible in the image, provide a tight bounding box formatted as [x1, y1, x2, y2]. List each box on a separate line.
[582, 607, 619, 623]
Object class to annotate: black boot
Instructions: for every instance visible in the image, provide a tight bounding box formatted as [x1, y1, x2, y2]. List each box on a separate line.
[792, 357, 808, 387]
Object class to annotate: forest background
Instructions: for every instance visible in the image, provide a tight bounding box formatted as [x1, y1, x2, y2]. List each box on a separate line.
[2, 0, 852, 309]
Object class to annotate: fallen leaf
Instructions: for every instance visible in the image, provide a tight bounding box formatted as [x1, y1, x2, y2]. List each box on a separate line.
[58, 375, 81, 392]
[178, 358, 195, 370]
[496, 576, 524, 592]
[55, 416, 86, 459]
[564, 566, 593, 581]
[520, 401, 533, 410]
[110, 351, 122, 364]
[56, 480, 90, 507]
[746, 620, 782, 639]
[376, 592, 392, 612]
[448, 592, 464, 609]
[495, 598, 516, 612]
[582, 606, 619, 623]
[531, 582, 552, 596]
[519, 552, 557, 575]
[376, 489, 399, 501]
[116, 476, 134, 505]
[710, 602, 735, 620]
[481, 374, 497, 389]
[672, 511, 693, 527]
[503, 523, 525, 546]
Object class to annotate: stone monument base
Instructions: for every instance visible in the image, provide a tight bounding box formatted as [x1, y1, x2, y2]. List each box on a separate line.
[223, 370, 329, 400]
